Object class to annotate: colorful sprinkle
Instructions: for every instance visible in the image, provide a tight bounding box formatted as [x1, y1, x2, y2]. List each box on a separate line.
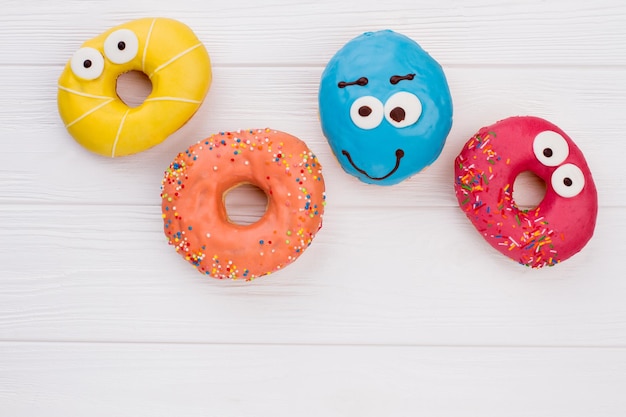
[454, 131, 559, 268]
[160, 129, 326, 280]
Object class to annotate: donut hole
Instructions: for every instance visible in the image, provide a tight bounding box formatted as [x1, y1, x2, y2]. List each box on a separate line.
[224, 183, 269, 226]
[116, 70, 152, 107]
[513, 171, 547, 210]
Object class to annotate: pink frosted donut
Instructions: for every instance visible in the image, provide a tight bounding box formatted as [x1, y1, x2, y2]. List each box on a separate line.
[161, 128, 326, 280]
[454, 116, 597, 268]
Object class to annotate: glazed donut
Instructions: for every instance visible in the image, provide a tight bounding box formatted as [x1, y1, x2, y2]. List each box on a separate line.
[161, 129, 326, 280]
[58, 18, 211, 157]
[319, 30, 453, 186]
[454, 116, 597, 268]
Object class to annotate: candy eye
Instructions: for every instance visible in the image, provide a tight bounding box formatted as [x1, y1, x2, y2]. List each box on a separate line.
[533, 130, 569, 166]
[70, 47, 104, 80]
[350, 96, 384, 130]
[104, 29, 139, 64]
[384, 92, 422, 128]
[551, 163, 585, 198]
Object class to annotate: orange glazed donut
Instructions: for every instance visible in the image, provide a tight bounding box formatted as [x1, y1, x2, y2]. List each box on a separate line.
[161, 129, 326, 280]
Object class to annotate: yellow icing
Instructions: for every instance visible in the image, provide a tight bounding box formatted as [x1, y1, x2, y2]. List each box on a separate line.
[57, 17, 211, 157]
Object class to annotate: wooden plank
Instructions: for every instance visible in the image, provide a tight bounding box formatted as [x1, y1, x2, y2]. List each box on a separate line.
[1, 205, 623, 346]
[1, 0, 625, 66]
[1, 1, 625, 415]
[1, 342, 625, 417]
[1, 65, 623, 206]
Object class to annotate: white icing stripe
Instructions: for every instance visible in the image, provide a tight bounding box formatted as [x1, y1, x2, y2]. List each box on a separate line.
[58, 85, 111, 100]
[144, 96, 202, 104]
[110, 109, 130, 158]
[65, 99, 114, 128]
[148, 43, 202, 78]
[142, 18, 157, 73]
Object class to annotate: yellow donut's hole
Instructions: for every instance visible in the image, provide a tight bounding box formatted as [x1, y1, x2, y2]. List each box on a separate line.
[513, 171, 547, 211]
[224, 183, 269, 226]
[116, 70, 153, 107]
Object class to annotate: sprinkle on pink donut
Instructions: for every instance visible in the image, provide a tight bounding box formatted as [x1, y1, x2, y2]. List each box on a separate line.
[161, 128, 326, 280]
[454, 117, 597, 268]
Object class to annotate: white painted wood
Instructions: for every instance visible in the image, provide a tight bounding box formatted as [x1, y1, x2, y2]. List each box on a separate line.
[1, 65, 624, 206]
[0, 205, 623, 346]
[1, 342, 625, 417]
[1, 0, 626, 414]
[2, 0, 626, 66]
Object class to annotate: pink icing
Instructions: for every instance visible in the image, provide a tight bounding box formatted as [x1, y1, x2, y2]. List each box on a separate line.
[454, 116, 597, 268]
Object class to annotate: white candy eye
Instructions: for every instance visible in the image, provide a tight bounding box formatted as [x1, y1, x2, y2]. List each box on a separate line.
[533, 130, 569, 167]
[384, 91, 422, 128]
[350, 96, 384, 130]
[70, 47, 104, 80]
[551, 163, 585, 198]
[104, 29, 139, 64]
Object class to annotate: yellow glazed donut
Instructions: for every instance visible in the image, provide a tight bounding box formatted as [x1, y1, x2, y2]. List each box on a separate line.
[57, 18, 211, 157]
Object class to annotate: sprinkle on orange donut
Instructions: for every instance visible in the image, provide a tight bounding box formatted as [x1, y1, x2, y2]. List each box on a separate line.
[161, 129, 326, 280]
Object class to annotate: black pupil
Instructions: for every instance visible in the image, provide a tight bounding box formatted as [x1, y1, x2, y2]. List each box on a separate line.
[118, 41, 126, 50]
[563, 177, 573, 187]
[543, 148, 553, 158]
[359, 106, 372, 117]
[390, 107, 406, 123]
[83, 59, 92, 68]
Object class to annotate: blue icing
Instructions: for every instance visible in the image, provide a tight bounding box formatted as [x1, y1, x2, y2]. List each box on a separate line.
[319, 30, 453, 185]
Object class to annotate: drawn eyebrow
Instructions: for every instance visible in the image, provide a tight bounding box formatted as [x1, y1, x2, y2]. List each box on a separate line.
[390, 73, 416, 84]
[338, 77, 368, 88]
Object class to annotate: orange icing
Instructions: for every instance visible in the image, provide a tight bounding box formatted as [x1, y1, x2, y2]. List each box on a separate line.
[161, 129, 326, 280]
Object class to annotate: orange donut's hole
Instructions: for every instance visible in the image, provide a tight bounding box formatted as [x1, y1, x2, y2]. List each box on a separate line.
[224, 183, 269, 226]
[513, 171, 547, 211]
[116, 70, 152, 107]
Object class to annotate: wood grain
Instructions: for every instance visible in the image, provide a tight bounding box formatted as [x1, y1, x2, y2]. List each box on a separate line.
[1, 342, 625, 417]
[2, 0, 626, 66]
[1, 0, 625, 414]
[1, 66, 623, 206]
[0, 205, 623, 346]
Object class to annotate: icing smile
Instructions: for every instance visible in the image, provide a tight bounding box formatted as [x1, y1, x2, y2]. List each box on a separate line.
[341, 148, 404, 180]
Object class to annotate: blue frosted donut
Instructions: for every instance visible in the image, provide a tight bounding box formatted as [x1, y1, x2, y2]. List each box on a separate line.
[319, 30, 453, 185]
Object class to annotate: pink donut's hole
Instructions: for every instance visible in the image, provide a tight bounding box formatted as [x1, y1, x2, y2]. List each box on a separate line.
[116, 71, 152, 107]
[224, 183, 269, 226]
[513, 171, 547, 211]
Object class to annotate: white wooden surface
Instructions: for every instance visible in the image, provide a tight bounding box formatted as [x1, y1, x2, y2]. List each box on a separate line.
[1, 0, 626, 415]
